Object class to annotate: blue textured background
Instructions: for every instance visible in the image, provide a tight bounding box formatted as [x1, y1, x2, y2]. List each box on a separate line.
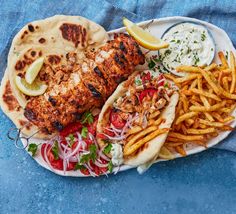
[0, 0, 236, 213]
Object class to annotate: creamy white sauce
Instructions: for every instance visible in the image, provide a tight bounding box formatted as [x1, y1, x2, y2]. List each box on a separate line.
[111, 143, 124, 166]
[159, 22, 215, 75]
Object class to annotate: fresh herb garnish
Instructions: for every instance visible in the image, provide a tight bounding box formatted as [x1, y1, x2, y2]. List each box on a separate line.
[153, 58, 162, 63]
[148, 60, 156, 69]
[74, 163, 86, 171]
[194, 40, 198, 44]
[170, 39, 176, 43]
[28, 143, 38, 156]
[81, 111, 94, 124]
[103, 143, 112, 154]
[68, 134, 75, 147]
[80, 144, 97, 163]
[201, 33, 206, 41]
[176, 39, 180, 44]
[81, 127, 88, 138]
[52, 141, 59, 160]
[108, 161, 113, 173]
[79, 154, 90, 164]
[193, 53, 200, 65]
[135, 78, 142, 86]
[226, 51, 229, 60]
[187, 47, 191, 54]
[164, 83, 169, 88]
[164, 50, 171, 56]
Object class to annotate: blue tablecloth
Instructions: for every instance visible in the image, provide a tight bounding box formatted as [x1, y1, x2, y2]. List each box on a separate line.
[0, 1, 236, 213]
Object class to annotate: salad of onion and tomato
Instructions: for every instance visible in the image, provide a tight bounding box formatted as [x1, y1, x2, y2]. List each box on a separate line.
[40, 111, 113, 177]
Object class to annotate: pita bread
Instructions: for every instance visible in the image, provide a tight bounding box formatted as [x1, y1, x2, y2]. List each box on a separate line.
[97, 71, 179, 166]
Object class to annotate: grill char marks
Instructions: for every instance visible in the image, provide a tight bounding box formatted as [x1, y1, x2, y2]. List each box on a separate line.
[24, 34, 145, 133]
[60, 23, 87, 47]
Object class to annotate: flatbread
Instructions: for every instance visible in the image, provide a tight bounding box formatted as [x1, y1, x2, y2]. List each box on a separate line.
[0, 15, 108, 138]
[0, 71, 55, 139]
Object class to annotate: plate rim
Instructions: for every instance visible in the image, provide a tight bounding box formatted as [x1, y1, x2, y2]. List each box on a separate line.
[21, 16, 236, 177]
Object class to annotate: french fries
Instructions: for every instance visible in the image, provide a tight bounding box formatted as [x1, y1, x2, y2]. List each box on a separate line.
[123, 52, 236, 159]
[164, 51, 236, 157]
[175, 112, 198, 125]
[124, 128, 168, 156]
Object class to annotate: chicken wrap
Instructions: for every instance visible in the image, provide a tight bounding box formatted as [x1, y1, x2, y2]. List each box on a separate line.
[97, 70, 179, 167]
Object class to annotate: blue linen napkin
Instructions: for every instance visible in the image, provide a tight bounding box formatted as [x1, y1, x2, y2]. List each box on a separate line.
[0, 0, 235, 152]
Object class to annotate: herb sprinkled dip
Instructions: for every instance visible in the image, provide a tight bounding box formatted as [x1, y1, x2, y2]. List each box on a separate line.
[159, 22, 215, 76]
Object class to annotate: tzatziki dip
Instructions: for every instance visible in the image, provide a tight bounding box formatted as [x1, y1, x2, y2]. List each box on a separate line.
[159, 22, 215, 76]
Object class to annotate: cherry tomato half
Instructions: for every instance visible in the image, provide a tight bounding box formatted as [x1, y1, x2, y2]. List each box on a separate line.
[139, 88, 158, 102]
[110, 110, 126, 129]
[141, 71, 151, 84]
[59, 121, 83, 137]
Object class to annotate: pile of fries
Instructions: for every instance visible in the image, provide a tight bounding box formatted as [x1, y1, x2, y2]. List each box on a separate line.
[124, 113, 167, 156]
[163, 51, 236, 157]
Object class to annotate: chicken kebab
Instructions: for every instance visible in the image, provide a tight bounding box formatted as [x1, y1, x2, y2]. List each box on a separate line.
[24, 34, 145, 134]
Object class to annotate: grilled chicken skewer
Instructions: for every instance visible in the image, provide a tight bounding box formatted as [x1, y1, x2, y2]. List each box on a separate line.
[24, 34, 145, 133]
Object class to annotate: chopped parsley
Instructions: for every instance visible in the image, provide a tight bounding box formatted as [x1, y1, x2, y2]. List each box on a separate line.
[153, 58, 162, 63]
[164, 83, 169, 88]
[176, 39, 181, 44]
[81, 127, 88, 138]
[226, 51, 229, 60]
[80, 144, 97, 163]
[148, 60, 156, 69]
[164, 49, 171, 56]
[194, 40, 198, 44]
[103, 143, 112, 154]
[135, 78, 142, 86]
[81, 111, 94, 124]
[74, 163, 86, 171]
[201, 33, 206, 41]
[108, 161, 113, 173]
[52, 141, 59, 160]
[187, 47, 191, 54]
[28, 143, 38, 156]
[193, 53, 200, 65]
[170, 39, 176, 43]
[68, 134, 75, 147]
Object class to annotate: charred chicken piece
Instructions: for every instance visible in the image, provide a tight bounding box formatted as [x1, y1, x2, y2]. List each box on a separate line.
[24, 34, 145, 133]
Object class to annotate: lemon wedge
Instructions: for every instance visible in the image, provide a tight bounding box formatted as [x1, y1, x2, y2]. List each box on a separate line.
[15, 76, 47, 96]
[123, 17, 169, 50]
[25, 57, 44, 84]
[159, 146, 174, 160]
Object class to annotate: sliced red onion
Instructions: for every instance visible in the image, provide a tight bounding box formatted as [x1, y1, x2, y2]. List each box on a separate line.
[110, 124, 122, 133]
[94, 160, 108, 168]
[98, 147, 111, 162]
[85, 163, 97, 177]
[68, 156, 78, 162]
[88, 133, 99, 148]
[61, 143, 72, 152]
[76, 132, 87, 150]
[102, 133, 126, 141]
[105, 127, 120, 136]
[64, 140, 82, 159]
[44, 143, 55, 171]
[142, 114, 148, 129]
[158, 78, 165, 86]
